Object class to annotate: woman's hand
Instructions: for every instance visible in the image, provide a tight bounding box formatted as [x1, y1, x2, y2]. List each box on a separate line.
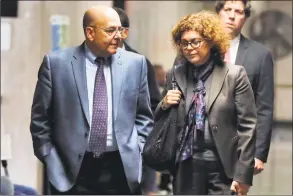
[161, 90, 182, 110]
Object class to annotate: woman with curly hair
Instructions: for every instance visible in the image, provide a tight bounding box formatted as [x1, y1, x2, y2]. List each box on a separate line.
[154, 11, 256, 195]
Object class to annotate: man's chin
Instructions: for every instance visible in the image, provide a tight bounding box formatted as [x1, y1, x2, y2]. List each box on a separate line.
[108, 49, 118, 54]
[224, 28, 235, 37]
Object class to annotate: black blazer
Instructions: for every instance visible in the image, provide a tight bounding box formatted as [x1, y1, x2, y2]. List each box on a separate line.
[124, 42, 161, 113]
[235, 35, 274, 163]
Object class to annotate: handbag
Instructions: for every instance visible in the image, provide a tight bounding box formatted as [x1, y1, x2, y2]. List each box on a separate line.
[142, 70, 179, 172]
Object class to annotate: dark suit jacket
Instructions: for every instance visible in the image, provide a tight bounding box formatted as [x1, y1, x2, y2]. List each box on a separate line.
[155, 62, 257, 185]
[173, 34, 274, 163]
[235, 35, 274, 163]
[124, 42, 161, 113]
[30, 44, 153, 192]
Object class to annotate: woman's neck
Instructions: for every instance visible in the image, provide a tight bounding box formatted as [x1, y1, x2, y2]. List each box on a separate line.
[193, 56, 212, 69]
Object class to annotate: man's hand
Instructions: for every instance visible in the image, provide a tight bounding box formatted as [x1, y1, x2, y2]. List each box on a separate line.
[230, 181, 250, 195]
[254, 158, 264, 175]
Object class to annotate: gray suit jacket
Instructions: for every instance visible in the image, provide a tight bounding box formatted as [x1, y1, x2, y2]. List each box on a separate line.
[155, 62, 257, 185]
[236, 35, 274, 163]
[30, 44, 153, 192]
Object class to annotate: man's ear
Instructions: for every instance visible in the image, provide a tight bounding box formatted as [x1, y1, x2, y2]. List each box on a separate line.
[85, 27, 94, 41]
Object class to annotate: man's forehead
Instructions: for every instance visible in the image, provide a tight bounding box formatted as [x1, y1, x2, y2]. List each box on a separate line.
[104, 19, 121, 27]
[104, 11, 121, 26]
[224, 1, 245, 10]
[97, 15, 121, 27]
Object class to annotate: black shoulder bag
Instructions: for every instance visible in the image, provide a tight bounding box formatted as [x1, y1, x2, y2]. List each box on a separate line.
[142, 69, 179, 172]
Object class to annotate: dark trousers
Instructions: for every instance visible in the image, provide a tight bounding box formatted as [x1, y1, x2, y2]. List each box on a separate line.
[50, 151, 141, 195]
[173, 158, 232, 195]
[141, 165, 157, 193]
[159, 173, 171, 190]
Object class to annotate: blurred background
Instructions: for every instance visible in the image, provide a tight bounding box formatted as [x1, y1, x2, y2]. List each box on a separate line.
[1, 0, 292, 195]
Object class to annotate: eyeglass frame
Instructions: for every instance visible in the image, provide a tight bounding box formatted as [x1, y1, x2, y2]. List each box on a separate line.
[179, 38, 207, 50]
[88, 25, 129, 38]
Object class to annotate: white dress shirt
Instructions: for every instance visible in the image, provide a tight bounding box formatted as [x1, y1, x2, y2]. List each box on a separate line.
[228, 34, 241, 64]
[84, 44, 118, 152]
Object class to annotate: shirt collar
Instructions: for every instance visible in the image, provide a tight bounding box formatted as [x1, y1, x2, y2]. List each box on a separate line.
[230, 34, 241, 45]
[121, 43, 125, 50]
[84, 43, 97, 64]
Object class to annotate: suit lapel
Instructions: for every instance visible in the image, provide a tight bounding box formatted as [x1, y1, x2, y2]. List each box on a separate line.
[111, 49, 123, 121]
[235, 34, 249, 66]
[71, 44, 90, 126]
[207, 64, 228, 112]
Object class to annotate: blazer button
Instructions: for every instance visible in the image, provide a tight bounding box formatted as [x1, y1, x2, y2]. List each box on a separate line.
[212, 126, 218, 132]
[84, 132, 88, 138]
[78, 153, 82, 159]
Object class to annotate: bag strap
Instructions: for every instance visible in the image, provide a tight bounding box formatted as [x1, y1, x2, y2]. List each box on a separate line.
[171, 67, 178, 91]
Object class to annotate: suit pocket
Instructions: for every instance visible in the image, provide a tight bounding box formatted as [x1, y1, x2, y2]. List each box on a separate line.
[44, 147, 71, 191]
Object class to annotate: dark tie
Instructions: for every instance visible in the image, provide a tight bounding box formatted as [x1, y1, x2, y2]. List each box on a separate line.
[88, 57, 108, 157]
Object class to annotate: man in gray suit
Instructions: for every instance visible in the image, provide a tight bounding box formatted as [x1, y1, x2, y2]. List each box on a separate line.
[30, 5, 153, 195]
[215, 0, 274, 175]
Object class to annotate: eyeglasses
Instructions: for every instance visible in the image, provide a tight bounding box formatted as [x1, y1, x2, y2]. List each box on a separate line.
[180, 39, 205, 50]
[89, 26, 128, 38]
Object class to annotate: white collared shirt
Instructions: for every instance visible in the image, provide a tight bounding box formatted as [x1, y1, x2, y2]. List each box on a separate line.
[229, 34, 241, 64]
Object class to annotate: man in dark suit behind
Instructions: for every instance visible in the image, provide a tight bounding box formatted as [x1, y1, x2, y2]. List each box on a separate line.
[30, 5, 153, 195]
[113, 7, 161, 195]
[215, 0, 274, 175]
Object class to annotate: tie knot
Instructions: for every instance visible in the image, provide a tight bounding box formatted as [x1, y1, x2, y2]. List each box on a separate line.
[95, 57, 105, 65]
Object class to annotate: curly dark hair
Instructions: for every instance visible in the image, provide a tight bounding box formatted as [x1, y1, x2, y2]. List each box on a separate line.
[171, 10, 230, 63]
[215, 0, 252, 18]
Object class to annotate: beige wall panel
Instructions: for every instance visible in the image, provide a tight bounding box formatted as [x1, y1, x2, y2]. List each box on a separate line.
[126, 1, 204, 70]
[1, 1, 43, 191]
[275, 87, 292, 121]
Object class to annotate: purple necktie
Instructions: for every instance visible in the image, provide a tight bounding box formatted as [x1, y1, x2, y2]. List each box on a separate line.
[88, 57, 108, 157]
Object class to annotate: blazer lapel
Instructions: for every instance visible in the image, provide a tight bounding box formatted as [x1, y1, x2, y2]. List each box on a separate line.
[207, 64, 228, 112]
[174, 64, 187, 98]
[111, 49, 123, 121]
[71, 44, 90, 126]
[235, 34, 249, 66]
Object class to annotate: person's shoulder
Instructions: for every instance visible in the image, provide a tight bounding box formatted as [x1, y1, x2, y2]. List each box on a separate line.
[121, 48, 145, 60]
[243, 36, 271, 55]
[123, 42, 139, 54]
[225, 63, 246, 77]
[40, 46, 81, 69]
[45, 46, 78, 60]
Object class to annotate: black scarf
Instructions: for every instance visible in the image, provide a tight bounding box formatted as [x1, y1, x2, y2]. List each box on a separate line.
[178, 58, 214, 162]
